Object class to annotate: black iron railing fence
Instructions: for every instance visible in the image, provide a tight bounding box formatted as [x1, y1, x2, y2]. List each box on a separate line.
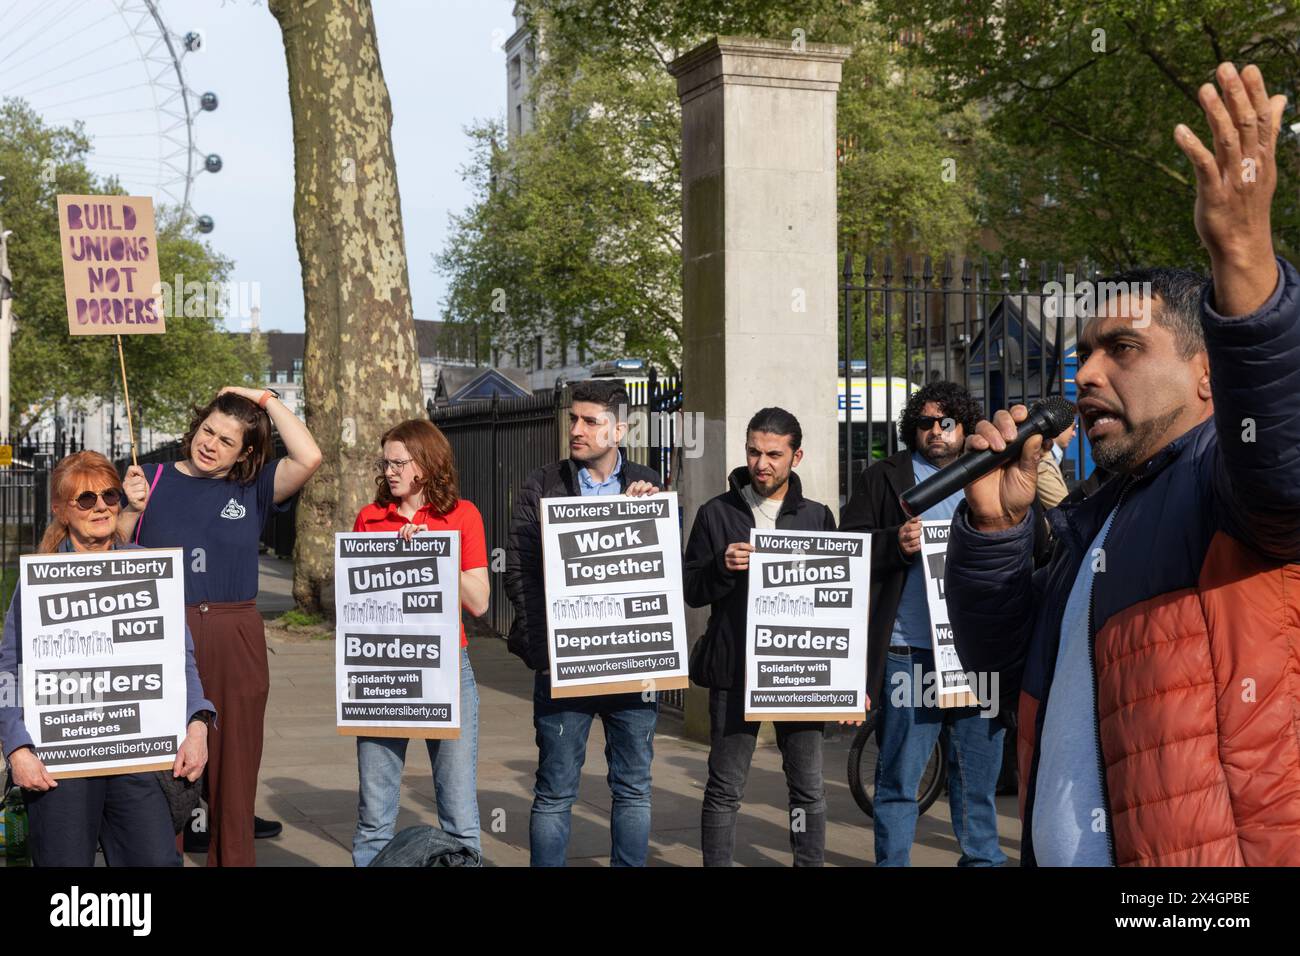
[432, 376, 682, 633]
[0, 434, 84, 607]
[432, 373, 685, 710]
[839, 251, 1095, 499]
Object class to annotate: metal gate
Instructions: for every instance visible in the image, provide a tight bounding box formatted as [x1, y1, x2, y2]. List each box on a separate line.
[0, 437, 81, 609]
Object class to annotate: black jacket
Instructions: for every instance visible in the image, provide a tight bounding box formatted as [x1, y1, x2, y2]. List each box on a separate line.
[683, 467, 837, 689]
[840, 448, 1051, 709]
[504, 450, 661, 670]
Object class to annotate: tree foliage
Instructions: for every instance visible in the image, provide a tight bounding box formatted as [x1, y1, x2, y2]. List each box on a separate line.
[0, 99, 264, 437]
[873, 0, 1300, 269]
[437, 0, 984, 371]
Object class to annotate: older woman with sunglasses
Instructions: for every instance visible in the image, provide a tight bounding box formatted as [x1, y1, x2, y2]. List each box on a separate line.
[0, 451, 214, 866]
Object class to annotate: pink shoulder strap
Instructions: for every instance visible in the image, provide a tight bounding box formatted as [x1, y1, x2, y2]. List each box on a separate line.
[132, 463, 166, 544]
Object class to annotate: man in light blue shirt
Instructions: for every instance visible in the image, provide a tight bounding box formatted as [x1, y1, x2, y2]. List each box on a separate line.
[578, 455, 622, 496]
[505, 379, 663, 868]
[842, 382, 1007, 866]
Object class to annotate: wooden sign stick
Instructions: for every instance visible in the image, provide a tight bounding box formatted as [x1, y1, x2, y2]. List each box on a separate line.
[115, 333, 138, 466]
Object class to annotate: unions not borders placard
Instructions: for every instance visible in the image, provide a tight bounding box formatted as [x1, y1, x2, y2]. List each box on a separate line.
[743, 528, 869, 722]
[918, 520, 979, 708]
[18, 548, 186, 779]
[334, 532, 462, 738]
[57, 195, 166, 336]
[540, 492, 689, 698]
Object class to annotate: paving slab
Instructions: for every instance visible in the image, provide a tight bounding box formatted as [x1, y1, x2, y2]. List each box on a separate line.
[245, 555, 1022, 867]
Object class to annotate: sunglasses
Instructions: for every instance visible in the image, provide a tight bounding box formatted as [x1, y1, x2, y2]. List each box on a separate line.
[917, 416, 958, 432]
[72, 489, 122, 511]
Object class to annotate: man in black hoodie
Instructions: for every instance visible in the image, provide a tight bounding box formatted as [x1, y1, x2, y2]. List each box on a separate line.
[684, 407, 837, 866]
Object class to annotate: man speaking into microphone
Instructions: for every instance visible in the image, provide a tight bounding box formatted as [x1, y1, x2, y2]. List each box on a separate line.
[945, 62, 1300, 866]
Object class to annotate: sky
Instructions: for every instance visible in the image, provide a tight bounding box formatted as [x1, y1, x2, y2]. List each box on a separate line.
[6, 0, 519, 333]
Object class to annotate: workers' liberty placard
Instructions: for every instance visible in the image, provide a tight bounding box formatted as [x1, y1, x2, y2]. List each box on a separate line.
[334, 532, 461, 738]
[18, 548, 186, 778]
[57, 195, 165, 335]
[918, 520, 978, 708]
[540, 492, 689, 698]
[744, 529, 869, 722]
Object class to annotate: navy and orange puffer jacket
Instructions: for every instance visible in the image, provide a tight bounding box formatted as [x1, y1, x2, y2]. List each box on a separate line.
[946, 257, 1300, 866]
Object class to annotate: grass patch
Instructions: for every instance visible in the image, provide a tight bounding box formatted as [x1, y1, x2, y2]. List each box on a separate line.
[278, 607, 324, 628]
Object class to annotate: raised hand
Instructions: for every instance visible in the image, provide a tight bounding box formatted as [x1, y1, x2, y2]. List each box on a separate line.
[1174, 62, 1287, 316]
[122, 464, 150, 513]
[962, 405, 1041, 532]
[218, 385, 265, 403]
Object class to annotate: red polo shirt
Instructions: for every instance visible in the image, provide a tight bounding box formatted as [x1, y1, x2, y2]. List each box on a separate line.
[352, 498, 488, 648]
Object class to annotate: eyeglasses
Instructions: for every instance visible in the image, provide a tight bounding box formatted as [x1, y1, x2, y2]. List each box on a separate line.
[374, 458, 414, 474]
[917, 416, 957, 433]
[73, 489, 122, 511]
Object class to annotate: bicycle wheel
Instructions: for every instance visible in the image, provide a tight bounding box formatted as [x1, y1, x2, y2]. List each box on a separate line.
[847, 712, 947, 819]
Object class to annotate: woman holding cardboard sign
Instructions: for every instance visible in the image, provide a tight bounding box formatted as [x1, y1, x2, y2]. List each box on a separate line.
[350, 419, 489, 865]
[120, 386, 322, 866]
[0, 451, 214, 866]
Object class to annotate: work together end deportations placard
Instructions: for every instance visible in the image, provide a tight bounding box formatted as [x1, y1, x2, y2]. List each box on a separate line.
[18, 548, 186, 778]
[744, 529, 870, 722]
[540, 492, 689, 698]
[57, 194, 165, 336]
[334, 532, 462, 738]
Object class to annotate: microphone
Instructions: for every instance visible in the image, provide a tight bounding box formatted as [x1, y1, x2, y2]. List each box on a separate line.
[899, 396, 1077, 518]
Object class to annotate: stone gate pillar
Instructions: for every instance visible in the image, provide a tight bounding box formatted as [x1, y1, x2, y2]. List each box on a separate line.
[669, 36, 850, 739]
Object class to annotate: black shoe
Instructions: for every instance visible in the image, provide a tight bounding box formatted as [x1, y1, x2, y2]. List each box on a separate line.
[254, 816, 283, 839]
[183, 819, 210, 854]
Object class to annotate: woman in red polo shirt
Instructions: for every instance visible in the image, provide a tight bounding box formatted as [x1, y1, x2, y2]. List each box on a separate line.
[350, 419, 490, 865]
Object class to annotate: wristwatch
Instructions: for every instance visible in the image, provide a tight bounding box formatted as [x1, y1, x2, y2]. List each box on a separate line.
[259, 388, 279, 408]
[188, 710, 214, 727]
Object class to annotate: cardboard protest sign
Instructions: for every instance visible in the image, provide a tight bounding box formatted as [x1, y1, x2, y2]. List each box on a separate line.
[540, 492, 689, 698]
[18, 548, 186, 778]
[918, 520, 979, 708]
[334, 532, 462, 738]
[743, 529, 869, 722]
[57, 195, 165, 336]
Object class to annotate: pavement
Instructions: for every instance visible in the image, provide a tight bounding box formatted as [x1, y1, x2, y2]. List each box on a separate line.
[242, 555, 1023, 867]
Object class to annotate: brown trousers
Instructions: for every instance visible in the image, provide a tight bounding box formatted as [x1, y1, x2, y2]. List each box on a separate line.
[186, 601, 268, 867]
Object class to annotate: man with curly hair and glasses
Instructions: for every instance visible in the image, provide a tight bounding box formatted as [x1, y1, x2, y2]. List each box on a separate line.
[841, 381, 1006, 866]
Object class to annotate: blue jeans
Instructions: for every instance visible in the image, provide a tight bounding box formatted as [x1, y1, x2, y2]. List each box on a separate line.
[530, 671, 658, 867]
[352, 652, 480, 866]
[874, 648, 1006, 867]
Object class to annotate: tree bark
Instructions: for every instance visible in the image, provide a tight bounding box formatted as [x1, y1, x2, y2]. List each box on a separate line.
[270, 0, 424, 613]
